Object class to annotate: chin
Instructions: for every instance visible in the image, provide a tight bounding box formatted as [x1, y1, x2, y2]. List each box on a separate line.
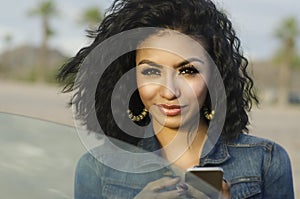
[156, 117, 187, 130]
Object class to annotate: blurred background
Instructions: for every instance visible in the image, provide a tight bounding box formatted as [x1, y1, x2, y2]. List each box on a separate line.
[0, 0, 299, 198]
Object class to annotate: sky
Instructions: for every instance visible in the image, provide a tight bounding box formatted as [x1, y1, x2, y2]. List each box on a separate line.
[0, 0, 299, 60]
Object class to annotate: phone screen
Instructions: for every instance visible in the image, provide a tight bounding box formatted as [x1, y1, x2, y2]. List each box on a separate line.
[185, 167, 224, 197]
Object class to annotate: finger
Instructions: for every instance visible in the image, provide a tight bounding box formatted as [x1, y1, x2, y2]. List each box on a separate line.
[147, 177, 181, 192]
[155, 189, 186, 199]
[221, 180, 231, 199]
[184, 183, 210, 199]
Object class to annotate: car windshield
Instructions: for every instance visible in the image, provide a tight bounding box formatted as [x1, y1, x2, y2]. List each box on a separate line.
[0, 112, 223, 199]
[0, 112, 85, 199]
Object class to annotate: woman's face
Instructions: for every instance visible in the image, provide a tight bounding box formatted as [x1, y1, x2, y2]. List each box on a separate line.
[136, 31, 211, 129]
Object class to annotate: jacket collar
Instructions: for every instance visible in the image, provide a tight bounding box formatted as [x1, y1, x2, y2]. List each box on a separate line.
[199, 136, 231, 166]
[138, 125, 231, 166]
[137, 124, 161, 153]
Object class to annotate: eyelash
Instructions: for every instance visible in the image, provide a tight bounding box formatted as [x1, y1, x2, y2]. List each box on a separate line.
[141, 68, 161, 76]
[140, 65, 199, 76]
[178, 65, 199, 75]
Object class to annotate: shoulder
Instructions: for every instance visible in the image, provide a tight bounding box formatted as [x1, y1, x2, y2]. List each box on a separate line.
[224, 133, 292, 170]
[75, 141, 119, 175]
[228, 133, 278, 151]
[226, 133, 292, 172]
[221, 134, 294, 198]
[76, 151, 104, 176]
[230, 133, 272, 144]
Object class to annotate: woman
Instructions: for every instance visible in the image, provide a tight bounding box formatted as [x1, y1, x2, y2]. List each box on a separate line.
[58, 0, 294, 198]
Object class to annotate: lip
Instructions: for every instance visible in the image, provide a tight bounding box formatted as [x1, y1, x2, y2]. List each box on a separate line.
[157, 104, 186, 116]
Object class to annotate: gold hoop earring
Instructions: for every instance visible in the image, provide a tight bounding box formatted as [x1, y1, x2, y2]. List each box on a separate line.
[203, 107, 215, 120]
[127, 108, 148, 122]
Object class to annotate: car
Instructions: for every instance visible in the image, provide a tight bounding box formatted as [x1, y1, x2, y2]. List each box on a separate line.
[289, 92, 300, 104]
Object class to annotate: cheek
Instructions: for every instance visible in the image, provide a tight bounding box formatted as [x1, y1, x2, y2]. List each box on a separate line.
[137, 84, 158, 107]
[185, 79, 207, 104]
[136, 71, 157, 105]
[136, 70, 160, 107]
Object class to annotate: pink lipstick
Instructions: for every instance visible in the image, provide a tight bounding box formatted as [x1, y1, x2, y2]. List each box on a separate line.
[157, 104, 185, 116]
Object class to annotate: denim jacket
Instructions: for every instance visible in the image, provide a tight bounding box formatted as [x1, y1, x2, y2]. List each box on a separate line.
[74, 133, 294, 199]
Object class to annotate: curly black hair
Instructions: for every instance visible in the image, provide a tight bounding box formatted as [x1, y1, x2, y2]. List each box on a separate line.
[57, 0, 258, 145]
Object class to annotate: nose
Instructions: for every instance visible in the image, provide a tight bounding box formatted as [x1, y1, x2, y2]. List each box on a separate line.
[159, 75, 180, 100]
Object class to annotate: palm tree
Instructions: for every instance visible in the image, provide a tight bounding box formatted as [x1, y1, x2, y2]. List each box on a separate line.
[3, 34, 13, 50]
[2, 33, 14, 67]
[81, 6, 103, 30]
[0, 34, 13, 73]
[28, 0, 58, 82]
[273, 17, 300, 106]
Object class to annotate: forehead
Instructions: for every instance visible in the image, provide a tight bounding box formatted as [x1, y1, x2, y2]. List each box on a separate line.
[137, 30, 208, 61]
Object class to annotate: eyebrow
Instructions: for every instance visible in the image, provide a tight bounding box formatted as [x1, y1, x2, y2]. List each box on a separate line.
[137, 58, 205, 68]
[137, 60, 163, 68]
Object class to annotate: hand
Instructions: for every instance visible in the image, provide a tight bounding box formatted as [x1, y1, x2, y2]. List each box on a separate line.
[221, 180, 231, 199]
[182, 179, 231, 199]
[134, 177, 186, 199]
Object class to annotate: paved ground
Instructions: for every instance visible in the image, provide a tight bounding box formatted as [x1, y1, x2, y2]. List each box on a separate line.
[0, 80, 299, 197]
[0, 80, 74, 126]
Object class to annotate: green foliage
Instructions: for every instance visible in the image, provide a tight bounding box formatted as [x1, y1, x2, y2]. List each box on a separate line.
[28, 0, 58, 40]
[17, 64, 64, 84]
[272, 49, 300, 68]
[273, 16, 300, 67]
[275, 17, 299, 41]
[81, 7, 103, 27]
[28, 0, 58, 17]
[4, 34, 13, 44]
[0, 63, 9, 75]
[28, 0, 60, 82]
[22, 67, 38, 82]
[44, 65, 63, 84]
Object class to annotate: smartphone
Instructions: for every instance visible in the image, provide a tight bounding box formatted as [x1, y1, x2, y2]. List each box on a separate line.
[185, 167, 224, 197]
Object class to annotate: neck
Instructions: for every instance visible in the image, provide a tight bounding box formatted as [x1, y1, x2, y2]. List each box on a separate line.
[153, 119, 207, 146]
[152, 120, 208, 167]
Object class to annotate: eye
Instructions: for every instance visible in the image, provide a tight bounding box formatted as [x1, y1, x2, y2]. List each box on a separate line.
[178, 65, 199, 75]
[141, 68, 161, 76]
